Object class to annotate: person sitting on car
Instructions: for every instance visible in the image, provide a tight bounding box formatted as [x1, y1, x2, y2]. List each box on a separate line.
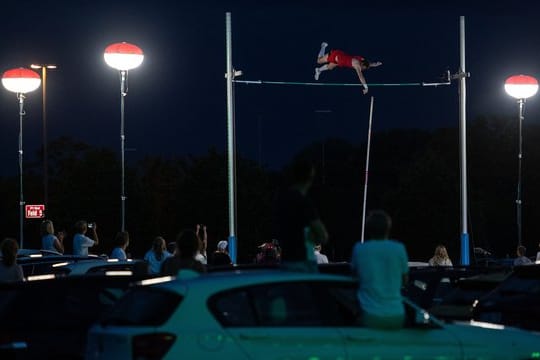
[0, 238, 24, 282]
[514, 245, 533, 266]
[350, 210, 409, 330]
[161, 229, 206, 275]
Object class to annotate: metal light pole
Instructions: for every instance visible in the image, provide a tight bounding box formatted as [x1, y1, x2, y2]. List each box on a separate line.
[2, 68, 42, 248]
[30, 64, 56, 210]
[504, 75, 538, 246]
[104, 42, 144, 232]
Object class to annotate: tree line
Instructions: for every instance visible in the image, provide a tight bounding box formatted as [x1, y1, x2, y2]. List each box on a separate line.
[1, 115, 538, 263]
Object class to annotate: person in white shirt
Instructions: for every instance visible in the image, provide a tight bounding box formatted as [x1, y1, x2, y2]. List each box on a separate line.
[314, 243, 329, 264]
[73, 220, 99, 256]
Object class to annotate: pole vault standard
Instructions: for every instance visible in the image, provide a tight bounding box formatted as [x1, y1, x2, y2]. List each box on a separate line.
[225, 12, 238, 263]
[361, 97, 375, 243]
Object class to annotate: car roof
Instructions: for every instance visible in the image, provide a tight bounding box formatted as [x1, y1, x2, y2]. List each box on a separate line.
[153, 269, 357, 295]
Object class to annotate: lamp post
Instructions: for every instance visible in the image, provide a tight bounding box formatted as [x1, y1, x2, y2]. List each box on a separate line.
[504, 74, 538, 246]
[30, 64, 56, 210]
[2, 68, 41, 248]
[104, 42, 144, 232]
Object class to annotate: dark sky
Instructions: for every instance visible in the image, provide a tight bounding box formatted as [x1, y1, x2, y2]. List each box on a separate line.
[1, 0, 540, 176]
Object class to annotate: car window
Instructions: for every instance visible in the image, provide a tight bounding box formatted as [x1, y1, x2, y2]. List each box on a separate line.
[100, 287, 182, 326]
[210, 280, 360, 328]
[212, 289, 257, 327]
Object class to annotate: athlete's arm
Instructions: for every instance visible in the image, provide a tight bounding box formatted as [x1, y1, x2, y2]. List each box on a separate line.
[353, 64, 368, 94]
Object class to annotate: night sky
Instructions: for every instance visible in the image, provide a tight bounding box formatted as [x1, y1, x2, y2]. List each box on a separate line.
[1, 0, 540, 175]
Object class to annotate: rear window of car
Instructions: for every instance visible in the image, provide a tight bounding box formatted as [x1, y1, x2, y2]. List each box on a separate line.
[99, 287, 182, 326]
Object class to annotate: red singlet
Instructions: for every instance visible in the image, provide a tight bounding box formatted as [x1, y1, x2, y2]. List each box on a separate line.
[327, 49, 364, 68]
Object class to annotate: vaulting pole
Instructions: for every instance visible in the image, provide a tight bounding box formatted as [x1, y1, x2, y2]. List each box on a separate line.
[361, 96, 375, 243]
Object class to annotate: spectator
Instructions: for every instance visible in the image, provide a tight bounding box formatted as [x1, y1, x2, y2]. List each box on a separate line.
[314, 243, 329, 264]
[255, 242, 281, 265]
[161, 229, 206, 275]
[272, 159, 328, 271]
[0, 238, 24, 282]
[209, 240, 232, 266]
[40, 220, 64, 254]
[144, 236, 172, 274]
[350, 210, 409, 329]
[428, 245, 453, 266]
[194, 224, 208, 265]
[110, 231, 129, 260]
[514, 245, 533, 266]
[73, 220, 99, 256]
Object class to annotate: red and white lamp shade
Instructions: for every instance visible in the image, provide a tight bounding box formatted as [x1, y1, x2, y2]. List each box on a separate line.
[2, 68, 41, 93]
[504, 75, 539, 100]
[104, 42, 144, 71]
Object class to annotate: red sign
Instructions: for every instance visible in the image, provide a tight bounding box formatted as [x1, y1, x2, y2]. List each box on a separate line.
[25, 204, 45, 219]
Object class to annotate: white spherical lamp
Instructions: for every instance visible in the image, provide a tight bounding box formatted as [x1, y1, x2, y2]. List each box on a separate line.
[104, 42, 144, 71]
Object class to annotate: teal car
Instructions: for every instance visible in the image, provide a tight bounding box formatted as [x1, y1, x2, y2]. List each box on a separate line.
[86, 269, 540, 360]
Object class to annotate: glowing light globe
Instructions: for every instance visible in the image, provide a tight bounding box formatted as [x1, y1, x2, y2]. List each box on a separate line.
[2, 68, 41, 93]
[104, 42, 144, 71]
[505, 75, 538, 99]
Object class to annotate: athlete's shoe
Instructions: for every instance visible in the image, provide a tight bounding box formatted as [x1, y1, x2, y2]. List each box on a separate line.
[321, 42, 328, 48]
[314, 68, 321, 81]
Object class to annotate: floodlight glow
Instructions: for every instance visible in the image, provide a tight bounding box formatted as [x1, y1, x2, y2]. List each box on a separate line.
[2, 68, 41, 93]
[104, 42, 144, 71]
[505, 75, 538, 99]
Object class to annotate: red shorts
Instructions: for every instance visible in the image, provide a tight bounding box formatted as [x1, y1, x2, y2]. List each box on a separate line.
[328, 50, 364, 68]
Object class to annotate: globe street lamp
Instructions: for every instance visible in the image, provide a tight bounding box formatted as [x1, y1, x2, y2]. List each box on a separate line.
[2, 68, 41, 248]
[104, 42, 144, 232]
[504, 74, 538, 246]
[30, 64, 57, 210]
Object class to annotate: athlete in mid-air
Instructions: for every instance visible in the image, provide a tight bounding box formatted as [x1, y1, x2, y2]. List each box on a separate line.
[314, 42, 382, 95]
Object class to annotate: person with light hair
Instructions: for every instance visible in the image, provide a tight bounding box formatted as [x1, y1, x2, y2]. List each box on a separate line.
[428, 245, 453, 266]
[41, 220, 64, 254]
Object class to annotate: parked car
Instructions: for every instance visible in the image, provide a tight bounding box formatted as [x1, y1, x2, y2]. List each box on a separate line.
[50, 258, 149, 276]
[403, 265, 510, 310]
[472, 264, 540, 331]
[0, 274, 153, 359]
[18, 254, 106, 277]
[427, 270, 509, 321]
[87, 269, 540, 360]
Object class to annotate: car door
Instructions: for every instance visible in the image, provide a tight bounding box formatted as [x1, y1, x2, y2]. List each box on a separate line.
[210, 281, 347, 360]
[319, 282, 463, 360]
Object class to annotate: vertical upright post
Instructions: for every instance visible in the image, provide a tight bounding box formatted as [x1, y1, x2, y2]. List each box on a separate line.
[226, 12, 237, 263]
[361, 96, 375, 243]
[120, 70, 127, 232]
[42, 67, 48, 209]
[18, 94, 25, 249]
[517, 99, 524, 246]
[459, 16, 470, 265]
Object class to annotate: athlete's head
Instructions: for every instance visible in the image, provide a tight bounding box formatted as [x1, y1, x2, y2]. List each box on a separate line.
[361, 59, 370, 70]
